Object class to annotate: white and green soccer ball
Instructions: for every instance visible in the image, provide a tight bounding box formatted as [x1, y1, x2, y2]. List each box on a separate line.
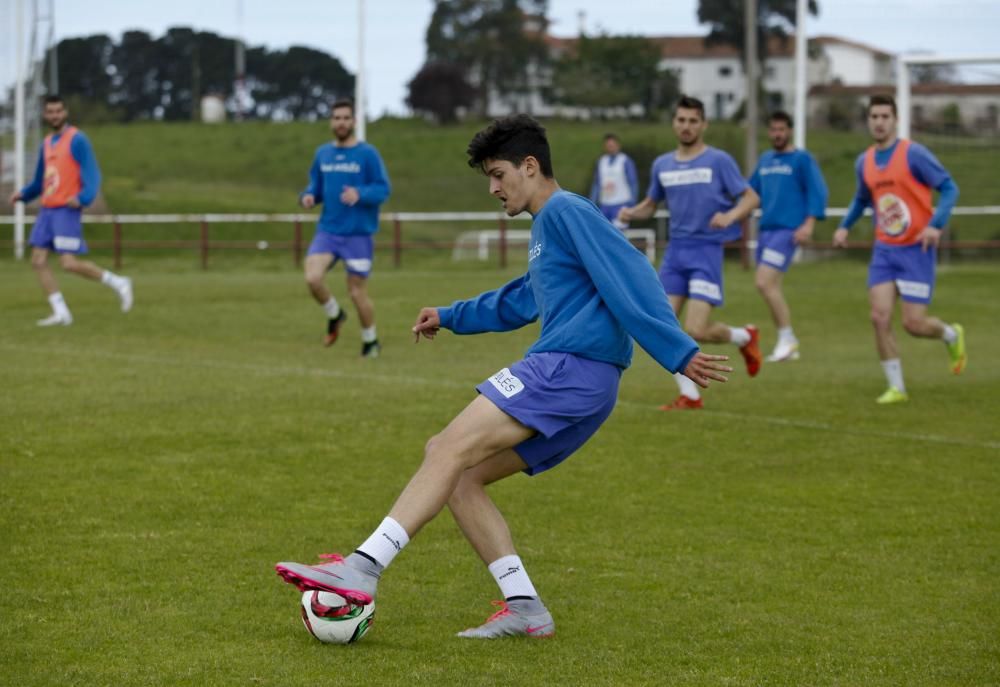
[299, 590, 375, 644]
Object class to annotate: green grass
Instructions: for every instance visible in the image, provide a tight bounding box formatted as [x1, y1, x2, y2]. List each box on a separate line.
[74, 118, 1000, 239]
[1, 253, 998, 686]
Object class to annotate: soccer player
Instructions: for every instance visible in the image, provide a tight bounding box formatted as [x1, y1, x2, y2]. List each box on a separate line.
[276, 115, 731, 639]
[588, 133, 639, 229]
[300, 99, 391, 357]
[833, 94, 964, 403]
[8, 94, 132, 325]
[618, 96, 761, 411]
[749, 111, 828, 362]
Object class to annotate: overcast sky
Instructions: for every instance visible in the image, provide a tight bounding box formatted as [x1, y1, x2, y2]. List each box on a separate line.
[2, 0, 998, 115]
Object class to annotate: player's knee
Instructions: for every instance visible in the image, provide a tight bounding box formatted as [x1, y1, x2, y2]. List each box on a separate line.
[58, 254, 78, 271]
[30, 254, 48, 270]
[869, 307, 891, 330]
[304, 271, 324, 289]
[685, 324, 708, 341]
[901, 313, 925, 336]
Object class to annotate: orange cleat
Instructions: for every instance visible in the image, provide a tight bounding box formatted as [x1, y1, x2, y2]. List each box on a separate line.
[323, 310, 348, 347]
[739, 325, 762, 377]
[659, 395, 704, 411]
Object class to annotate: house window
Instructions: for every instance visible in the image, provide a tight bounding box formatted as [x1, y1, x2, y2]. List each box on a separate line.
[718, 66, 732, 77]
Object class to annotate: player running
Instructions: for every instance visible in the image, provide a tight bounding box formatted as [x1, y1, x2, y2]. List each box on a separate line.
[834, 95, 965, 404]
[749, 111, 828, 361]
[300, 99, 391, 357]
[618, 96, 761, 410]
[8, 94, 132, 325]
[276, 115, 731, 639]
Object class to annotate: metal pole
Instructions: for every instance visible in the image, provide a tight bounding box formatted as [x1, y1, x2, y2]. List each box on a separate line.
[355, 0, 366, 141]
[234, 0, 245, 121]
[113, 220, 122, 269]
[47, 0, 57, 93]
[393, 215, 402, 268]
[293, 220, 302, 267]
[793, 0, 808, 149]
[744, 0, 758, 175]
[897, 57, 911, 139]
[14, 0, 27, 260]
[200, 220, 209, 269]
[498, 217, 507, 269]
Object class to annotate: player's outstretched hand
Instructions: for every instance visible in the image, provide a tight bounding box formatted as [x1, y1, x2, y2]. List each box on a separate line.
[683, 352, 732, 388]
[301, 193, 316, 209]
[412, 307, 441, 343]
[832, 227, 850, 248]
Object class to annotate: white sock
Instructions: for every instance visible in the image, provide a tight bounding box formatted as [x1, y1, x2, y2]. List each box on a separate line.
[729, 326, 751, 346]
[101, 270, 125, 290]
[488, 555, 539, 600]
[361, 326, 377, 343]
[356, 517, 410, 569]
[777, 326, 797, 344]
[941, 324, 957, 344]
[881, 358, 906, 392]
[48, 292, 70, 317]
[322, 297, 341, 318]
[674, 372, 701, 400]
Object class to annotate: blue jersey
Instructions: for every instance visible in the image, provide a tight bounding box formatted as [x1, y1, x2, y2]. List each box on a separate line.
[647, 146, 748, 243]
[842, 139, 958, 231]
[20, 130, 101, 207]
[302, 141, 391, 235]
[749, 149, 828, 231]
[437, 191, 699, 373]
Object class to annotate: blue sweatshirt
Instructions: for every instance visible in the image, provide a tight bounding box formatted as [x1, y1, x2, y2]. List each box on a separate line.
[437, 191, 699, 374]
[302, 141, 391, 235]
[841, 139, 958, 231]
[20, 130, 102, 207]
[749, 149, 828, 231]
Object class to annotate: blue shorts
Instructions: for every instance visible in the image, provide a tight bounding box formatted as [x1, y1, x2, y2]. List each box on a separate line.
[868, 241, 936, 304]
[307, 232, 374, 277]
[29, 207, 88, 254]
[476, 352, 622, 476]
[659, 240, 724, 306]
[755, 228, 797, 273]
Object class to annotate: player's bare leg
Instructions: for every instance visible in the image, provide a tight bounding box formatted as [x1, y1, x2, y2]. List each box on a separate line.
[57, 253, 133, 312]
[869, 282, 907, 403]
[305, 253, 347, 346]
[685, 299, 760, 378]
[348, 273, 379, 357]
[32, 248, 72, 326]
[756, 264, 798, 361]
[449, 449, 555, 638]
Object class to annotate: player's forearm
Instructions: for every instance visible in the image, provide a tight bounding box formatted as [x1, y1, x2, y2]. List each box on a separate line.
[628, 198, 657, 220]
[729, 188, 760, 222]
[929, 178, 959, 229]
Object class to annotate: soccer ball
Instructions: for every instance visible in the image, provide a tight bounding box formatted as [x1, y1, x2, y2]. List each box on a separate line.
[299, 590, 375, 644]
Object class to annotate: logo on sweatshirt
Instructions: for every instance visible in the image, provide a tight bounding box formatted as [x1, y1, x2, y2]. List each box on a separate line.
[528, 241, 543, 262]
[321, 162, 361, 174]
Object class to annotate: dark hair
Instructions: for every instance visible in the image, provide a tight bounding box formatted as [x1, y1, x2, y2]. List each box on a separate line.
[603, 132, 620, 142]
[466, 114, 554, 178]
[43, 94, 64, 106]
[331, 98, 355, 115]
[674, 95, 705, 119]
[768, 110, 794, 127]
[868, 94, 897, 116]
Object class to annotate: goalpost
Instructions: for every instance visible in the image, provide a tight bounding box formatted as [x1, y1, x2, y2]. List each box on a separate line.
[896, 54, 1000, 252]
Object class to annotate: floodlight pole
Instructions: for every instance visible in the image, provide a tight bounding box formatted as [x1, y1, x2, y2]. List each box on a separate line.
[234, 0, 246, 121]
[793, 0, 807, 148]
[355, 0, 366, 141]
[14, 0, 27, 260]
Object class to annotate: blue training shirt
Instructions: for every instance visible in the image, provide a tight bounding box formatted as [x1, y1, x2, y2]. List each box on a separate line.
[647, 146, 749, 243]
[20, 130, 101, 207]
[437, 191, 699, 373]
[302, 141, 391, 235]
[749, 149, 828, 231]
[841, 139, 958, 230]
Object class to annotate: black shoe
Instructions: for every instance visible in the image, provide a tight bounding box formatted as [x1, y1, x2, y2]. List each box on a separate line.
[361, 339, 381, 358]
[323, 310, 348, 347]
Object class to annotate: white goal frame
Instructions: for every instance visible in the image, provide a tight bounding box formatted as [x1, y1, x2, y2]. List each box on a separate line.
[896, 53, 1000, 138]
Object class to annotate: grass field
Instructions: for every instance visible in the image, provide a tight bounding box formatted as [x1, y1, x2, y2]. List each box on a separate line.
[1, 251, 998, 686]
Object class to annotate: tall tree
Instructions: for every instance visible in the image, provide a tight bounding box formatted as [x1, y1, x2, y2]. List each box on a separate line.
[697, 0, 819, 67]
[406, 61, 477, 124]
[425, 0, 549, 115]
[549, 35, 679, 119]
